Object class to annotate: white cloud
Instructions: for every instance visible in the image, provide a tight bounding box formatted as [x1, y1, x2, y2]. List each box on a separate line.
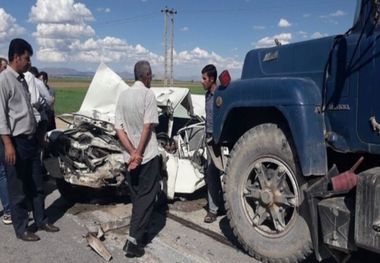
[0, 8, 25, 43]
[36, 49, 67, 62]
[97, 7, 111, 13]
[303, 13, 311, 18]
[29, 0, 94, 23]
[329, 10, 346, 17]
[321, 10, 347, 19]
[176, 47, 241, 70]
[278, 18, 291, 28]
[180, 26, 189, 32]
[28, 0, 100, 63]
[34, 23, 95, 39]
[298, 31, 308, 38]
[310, 32, 327, 39]
[27, 0, 161, 66]
[253, 25, 266, 30]
[254, 33, 292, 48]
[26, 0, 242, 78]
[320, 10, 347, 24]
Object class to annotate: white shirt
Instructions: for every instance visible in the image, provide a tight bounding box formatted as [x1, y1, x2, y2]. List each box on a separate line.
[24, 72, 53, 122]
[36, 77, 53, 106]
[115, 81, 159, 164]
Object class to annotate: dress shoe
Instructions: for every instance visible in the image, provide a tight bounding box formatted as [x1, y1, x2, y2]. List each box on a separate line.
[204, 211, 217, 223]
[17, 231, 40, 242]
[123, 240, 145, 258]
[39, 223, 60, 232]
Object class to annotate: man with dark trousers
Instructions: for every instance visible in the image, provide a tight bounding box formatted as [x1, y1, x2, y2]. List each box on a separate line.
[0, 38, 59, 242]
[0, 57, 12, 225]
[201, 64, 224, 223]
[115, 60, 161, 257]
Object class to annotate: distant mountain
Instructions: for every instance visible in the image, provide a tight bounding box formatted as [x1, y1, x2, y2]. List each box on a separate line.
[40, 67, 135, 80]
[40, 67, 94, 78]
[117, 71, 134, 80]
[40, 66, 200, 81]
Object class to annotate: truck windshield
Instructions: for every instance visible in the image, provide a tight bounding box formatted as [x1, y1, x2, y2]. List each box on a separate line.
[353, 0, 380, 27]
[353, 0, 362, 25]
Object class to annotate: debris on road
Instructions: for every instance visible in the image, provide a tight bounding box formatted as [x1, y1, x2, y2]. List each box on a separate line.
[100, 216, 131, 233]
[86, 232, 112, 261]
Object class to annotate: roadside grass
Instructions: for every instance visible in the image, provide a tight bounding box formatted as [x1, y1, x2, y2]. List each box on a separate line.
[54, 88, 88, 114]
[50, 78, 204, 115]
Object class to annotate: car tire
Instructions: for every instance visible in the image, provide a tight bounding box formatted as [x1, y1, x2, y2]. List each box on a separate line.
[224, 123, 312, 262]
[55, 179, 83, 203]
[56, 179, 129, 204]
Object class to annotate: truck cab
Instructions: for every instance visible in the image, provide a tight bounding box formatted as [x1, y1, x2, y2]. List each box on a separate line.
[213, 1, 380, 262]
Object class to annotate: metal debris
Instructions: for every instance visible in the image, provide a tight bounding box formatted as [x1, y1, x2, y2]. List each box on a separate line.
[100, 217, 131, 233]
[86, 232, 112, 261]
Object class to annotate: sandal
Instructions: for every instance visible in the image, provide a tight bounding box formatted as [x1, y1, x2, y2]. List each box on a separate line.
[204, 211, 217, 223]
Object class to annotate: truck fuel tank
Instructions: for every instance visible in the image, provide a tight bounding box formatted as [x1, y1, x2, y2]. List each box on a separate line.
[355, 168, 380, 253]
[318, 196, 356, 252]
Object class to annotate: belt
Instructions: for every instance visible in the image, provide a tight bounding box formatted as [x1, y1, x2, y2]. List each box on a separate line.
[14, 133, 35, 140]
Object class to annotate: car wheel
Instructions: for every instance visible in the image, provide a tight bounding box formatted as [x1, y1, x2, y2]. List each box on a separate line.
[55, 179, 83, 203]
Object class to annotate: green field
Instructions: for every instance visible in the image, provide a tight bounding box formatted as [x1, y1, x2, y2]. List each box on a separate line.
[50, 78, 205, 114]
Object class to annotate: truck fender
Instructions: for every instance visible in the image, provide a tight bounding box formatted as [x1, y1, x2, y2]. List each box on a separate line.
[213, 77, 327, 176]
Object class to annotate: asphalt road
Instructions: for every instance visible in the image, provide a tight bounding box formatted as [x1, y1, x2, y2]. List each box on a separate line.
[0, 176, 377, 262]
[0, 180, 254, 263]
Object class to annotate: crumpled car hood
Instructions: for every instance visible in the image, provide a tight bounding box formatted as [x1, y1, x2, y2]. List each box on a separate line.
[78, 62, 129, 123]
[77, 62, 205, 123]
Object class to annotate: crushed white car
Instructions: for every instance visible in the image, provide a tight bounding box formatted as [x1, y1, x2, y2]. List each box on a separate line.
[44, 63, 206, 200]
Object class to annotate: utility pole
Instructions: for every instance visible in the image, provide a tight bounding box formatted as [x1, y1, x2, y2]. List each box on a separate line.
[170, 16, 175, 86]
[161, 7, 177, 87]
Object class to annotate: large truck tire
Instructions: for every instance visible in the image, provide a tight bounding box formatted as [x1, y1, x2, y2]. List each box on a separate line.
[224, 123, 312, 262]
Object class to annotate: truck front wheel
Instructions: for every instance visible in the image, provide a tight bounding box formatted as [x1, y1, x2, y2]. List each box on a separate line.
[224, 123, 312, 262]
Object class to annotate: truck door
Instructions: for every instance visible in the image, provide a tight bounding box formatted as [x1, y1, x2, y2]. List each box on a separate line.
[357, 25, 380, 145]
[325, 34, 359, 151]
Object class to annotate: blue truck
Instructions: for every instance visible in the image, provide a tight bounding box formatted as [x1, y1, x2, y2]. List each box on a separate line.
[212, 0, 380, 262]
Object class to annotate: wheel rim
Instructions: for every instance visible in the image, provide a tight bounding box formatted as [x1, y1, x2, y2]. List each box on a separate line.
[241, 156, 300, 237]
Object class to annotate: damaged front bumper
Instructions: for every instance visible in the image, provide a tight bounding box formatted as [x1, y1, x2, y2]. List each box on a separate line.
[44, 114, 126, 188]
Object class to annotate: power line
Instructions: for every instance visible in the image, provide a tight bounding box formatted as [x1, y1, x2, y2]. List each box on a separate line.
[95, 2, 351, 27]
[95, 12, 157, 27]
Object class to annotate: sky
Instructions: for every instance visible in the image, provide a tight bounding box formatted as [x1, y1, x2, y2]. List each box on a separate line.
[0, 0, 358, 79]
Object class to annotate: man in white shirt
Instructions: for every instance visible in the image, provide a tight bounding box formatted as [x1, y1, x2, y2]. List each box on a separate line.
[115, 60, 161, 258]
[25, 66, 53, 144]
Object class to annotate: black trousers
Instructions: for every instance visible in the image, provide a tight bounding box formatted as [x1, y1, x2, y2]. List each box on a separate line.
[0, 136, 47, 236]
[125, 156, 161, 246]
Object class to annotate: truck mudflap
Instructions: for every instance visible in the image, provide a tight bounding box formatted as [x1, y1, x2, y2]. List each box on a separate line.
[355, 167, 380, 253]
